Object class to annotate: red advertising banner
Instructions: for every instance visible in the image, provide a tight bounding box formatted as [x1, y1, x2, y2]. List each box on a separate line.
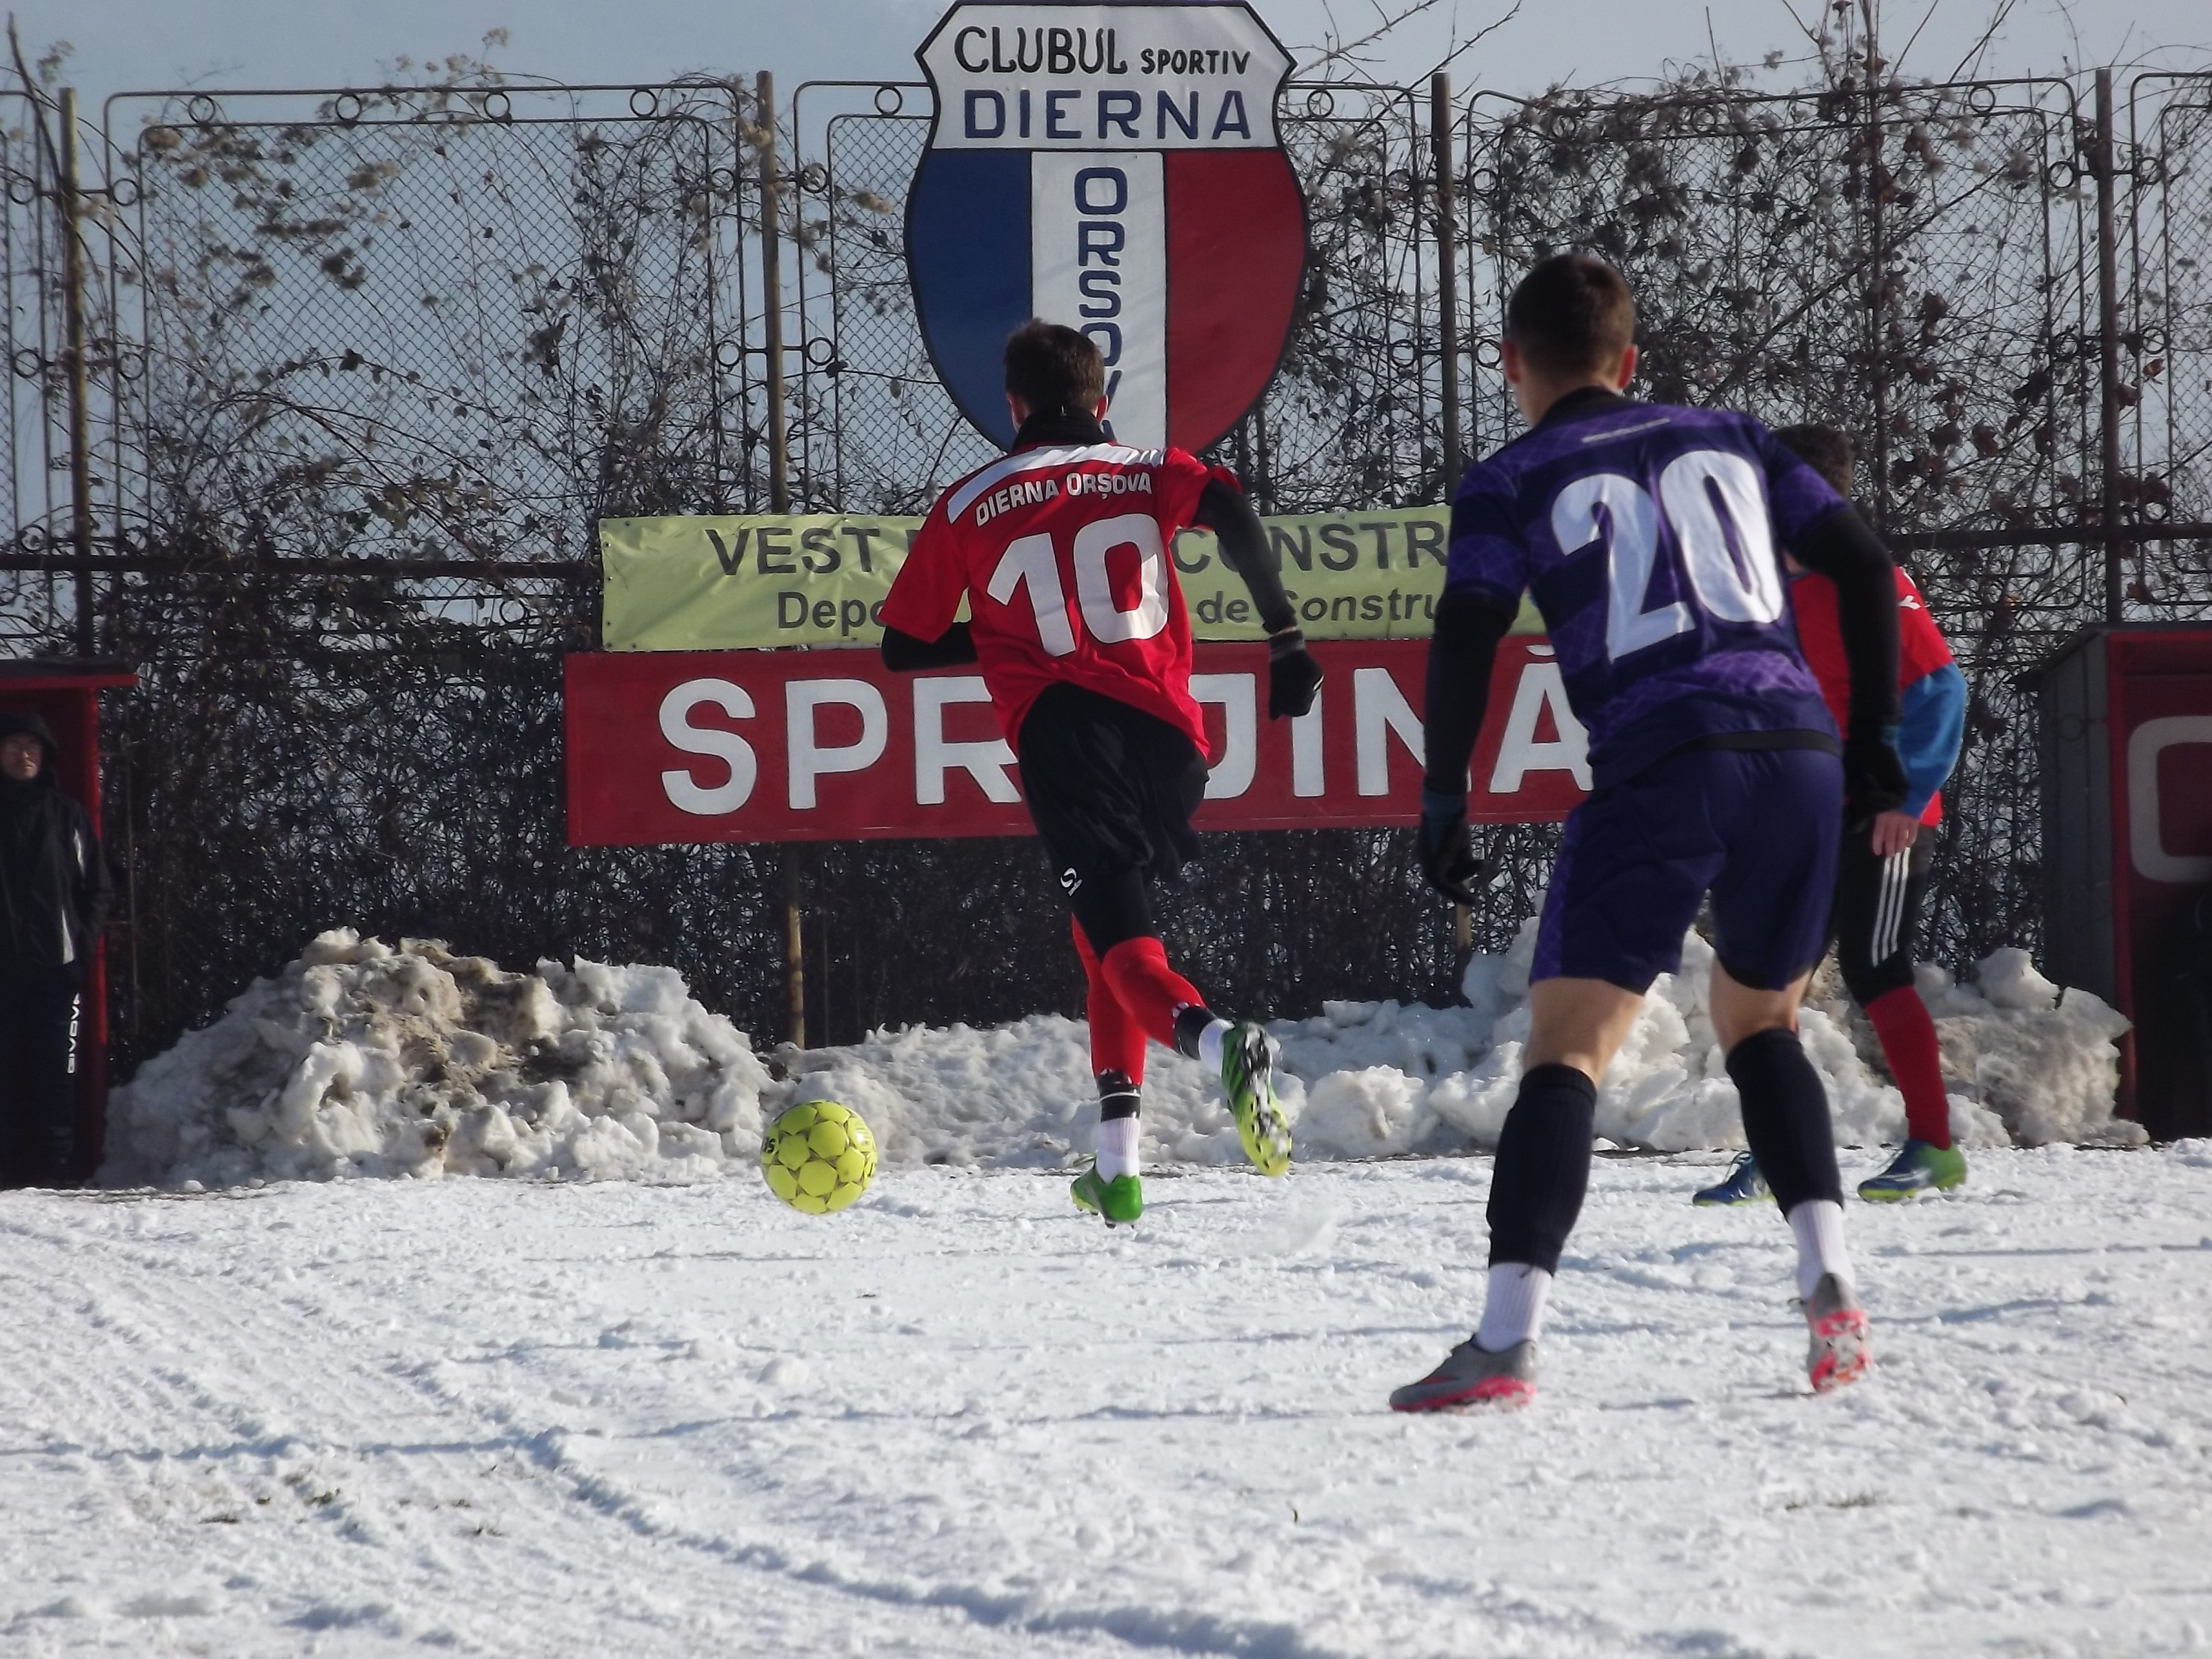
[565, 638, 1589, 846]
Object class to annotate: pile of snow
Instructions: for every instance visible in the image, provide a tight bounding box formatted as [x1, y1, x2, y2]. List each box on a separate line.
[105, 931, 775, 1188]
[1289, 920, 2141, 1158]
[1286, 920, 1923, 1157]
[104, 919, 2141, 1191]
[1917, 949, 2144, 1146]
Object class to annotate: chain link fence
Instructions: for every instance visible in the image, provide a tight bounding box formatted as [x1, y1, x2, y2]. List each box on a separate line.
[0, 63, 2203, 1067]
[104, 78, 761, 557]
[86, 78, 779, 1056]
[2129, 75, 2212, 554]
[792, 81, 997, 515]
[0, 89, 107, 655]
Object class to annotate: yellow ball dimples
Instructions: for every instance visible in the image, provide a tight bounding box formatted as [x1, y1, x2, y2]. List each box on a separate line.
[759, 1097, 877, 1214]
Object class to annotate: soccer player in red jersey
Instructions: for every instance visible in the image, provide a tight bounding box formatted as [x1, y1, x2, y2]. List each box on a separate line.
[878, 321, 1323, 1227]
[1694, 424, 1970, 1205]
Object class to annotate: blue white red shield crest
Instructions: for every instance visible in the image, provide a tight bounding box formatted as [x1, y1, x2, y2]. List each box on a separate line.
[908, 2, 1308, 452]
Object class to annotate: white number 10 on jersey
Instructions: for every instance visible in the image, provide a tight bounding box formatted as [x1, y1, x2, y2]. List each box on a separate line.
[986, 511, 1171, 656]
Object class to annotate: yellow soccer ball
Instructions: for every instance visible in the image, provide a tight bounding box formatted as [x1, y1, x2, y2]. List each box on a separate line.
[760, 1100, 878, 1213]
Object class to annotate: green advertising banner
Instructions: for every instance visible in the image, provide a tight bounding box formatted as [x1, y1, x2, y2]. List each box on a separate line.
[599, 508, 1539, 651]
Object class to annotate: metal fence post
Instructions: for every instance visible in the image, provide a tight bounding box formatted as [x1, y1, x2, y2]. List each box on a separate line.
[1429, 76, 1475, 954]
[2094, 67, 2125, 623]
[782, 853, 805, 1050]
[758, 71, 792, 517]
[1431, 73, 1463, 496]
[58, 87, 94, 657]
[1862, 31, 1891, 533]
[757, 70, 806, 1046]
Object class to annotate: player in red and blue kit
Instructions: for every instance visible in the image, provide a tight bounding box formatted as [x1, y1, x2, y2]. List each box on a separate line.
[1695, 424, 1970, 1208]
[1393, 256, 1909, 1411]
[878, 321, 1323, 1228]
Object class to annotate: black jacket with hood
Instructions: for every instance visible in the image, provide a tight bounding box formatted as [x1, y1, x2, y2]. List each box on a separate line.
[0, 711, 113, 982]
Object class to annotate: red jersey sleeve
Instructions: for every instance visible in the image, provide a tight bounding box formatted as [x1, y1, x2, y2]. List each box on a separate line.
[1148, 446, 1221, 532]
[878, 504, 967, 641]
[1894, 569, 1954, 684]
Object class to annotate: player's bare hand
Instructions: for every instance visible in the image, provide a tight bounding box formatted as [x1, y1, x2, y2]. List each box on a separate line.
[1267, 629, 1323, 719]
[1870, 810, 1920, 858]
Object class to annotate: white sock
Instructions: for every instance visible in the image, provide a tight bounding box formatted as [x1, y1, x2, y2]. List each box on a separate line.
[1195, 1017, 1233, 1074]
[1096, 1115, 1141, 1181]
[1787, 1200, 1854, 1302]
[1475, 1263, 1553, 1352]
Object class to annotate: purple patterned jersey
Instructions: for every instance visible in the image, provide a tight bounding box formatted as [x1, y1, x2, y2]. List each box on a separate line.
[1445, 392, 1848, 788]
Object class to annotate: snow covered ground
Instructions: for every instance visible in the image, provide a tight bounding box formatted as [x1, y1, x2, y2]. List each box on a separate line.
[6, 1148, 2211, 1657]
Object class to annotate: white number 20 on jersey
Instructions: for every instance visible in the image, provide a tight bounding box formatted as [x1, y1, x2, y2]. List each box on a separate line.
[1550, 449, 1786, 663]
[986, 512, 1170, 656]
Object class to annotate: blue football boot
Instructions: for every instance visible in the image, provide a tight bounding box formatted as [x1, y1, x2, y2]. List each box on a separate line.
[1692, 1151, 1771, 1206]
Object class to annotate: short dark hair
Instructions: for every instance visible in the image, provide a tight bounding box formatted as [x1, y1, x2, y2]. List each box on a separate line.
[1505, 253, 1637, 378]
[1773, 423, 1854, 496]
[1003, 320, 1105, 413]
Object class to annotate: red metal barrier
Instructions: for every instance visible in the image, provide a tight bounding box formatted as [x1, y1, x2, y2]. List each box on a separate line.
[2042, 626, 2212, 1138]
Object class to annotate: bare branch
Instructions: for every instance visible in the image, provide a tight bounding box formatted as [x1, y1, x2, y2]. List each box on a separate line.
[1413, 1, 1526, 86]
[1893, 0, 1946, 78]
[4, 15, 60, 182]
[1297, 0, 1450, 78]
[1945, 0, 2023, 83]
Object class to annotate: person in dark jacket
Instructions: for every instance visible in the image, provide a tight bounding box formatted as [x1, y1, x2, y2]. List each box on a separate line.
[0, 711, 112, 1187]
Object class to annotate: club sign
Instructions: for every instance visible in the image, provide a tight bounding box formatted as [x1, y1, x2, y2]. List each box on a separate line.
[908, 2, 1308, 454]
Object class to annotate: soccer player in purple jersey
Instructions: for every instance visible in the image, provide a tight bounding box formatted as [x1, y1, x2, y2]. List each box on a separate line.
[1391, 255, 1909, 1411]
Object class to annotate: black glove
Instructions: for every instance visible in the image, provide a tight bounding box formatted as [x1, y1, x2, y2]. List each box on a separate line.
[1843, 724, 1909, 827]
[1417, 791, 1484, 906]
[1267, 629, 1323, 719]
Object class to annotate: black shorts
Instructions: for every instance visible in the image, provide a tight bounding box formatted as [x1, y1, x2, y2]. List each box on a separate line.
[1829, 827, 1933, 1004]
[1017, 683, 1208, 953]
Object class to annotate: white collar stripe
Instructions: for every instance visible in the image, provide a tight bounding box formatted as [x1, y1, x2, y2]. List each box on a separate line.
[945, 444, 1162, 519]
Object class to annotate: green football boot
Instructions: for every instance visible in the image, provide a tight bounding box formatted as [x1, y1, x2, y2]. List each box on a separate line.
[1856, 1138, 1968, 1202]
[1220, 1021, 1293, 1177]
[1071, 1162, 1143, 1226]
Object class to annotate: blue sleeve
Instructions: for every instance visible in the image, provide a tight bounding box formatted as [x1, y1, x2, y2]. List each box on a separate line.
[1443, 461, 1529, 606]
[1896, 662, 1966, 817]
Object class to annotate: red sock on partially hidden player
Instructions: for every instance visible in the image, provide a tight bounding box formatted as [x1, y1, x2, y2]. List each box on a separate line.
[1865, 984, 1951, 1148]
[1073, 920, 1150, 1083]
[1100, 935, 1206, 1051]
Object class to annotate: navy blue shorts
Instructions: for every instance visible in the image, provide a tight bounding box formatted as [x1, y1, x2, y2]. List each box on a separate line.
[1532, 745, 1843, 994]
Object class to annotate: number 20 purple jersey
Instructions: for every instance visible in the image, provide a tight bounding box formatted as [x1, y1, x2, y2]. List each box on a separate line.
[1444, 395, 1849, 789]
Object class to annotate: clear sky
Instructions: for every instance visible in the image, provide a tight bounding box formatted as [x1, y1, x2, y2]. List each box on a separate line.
[10, 0, 2206, 107]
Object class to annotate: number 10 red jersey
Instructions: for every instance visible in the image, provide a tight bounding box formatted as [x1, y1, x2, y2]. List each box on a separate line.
[881, 439, 1233, 757]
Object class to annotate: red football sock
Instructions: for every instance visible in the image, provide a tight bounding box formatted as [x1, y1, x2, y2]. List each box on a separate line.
[1865, 984, 1951, 1148]
[1100, 935, 1208, 1051]
[1073, 920, 1149, 1084]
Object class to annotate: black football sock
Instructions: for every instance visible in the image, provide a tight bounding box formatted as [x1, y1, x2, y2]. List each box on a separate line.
[1172, 1004, 1220, 1060]
[1095, 1070, 1141, 1179]
[1485, 1062, 1599, 1276]
[1727, 1028, 1845, 1214]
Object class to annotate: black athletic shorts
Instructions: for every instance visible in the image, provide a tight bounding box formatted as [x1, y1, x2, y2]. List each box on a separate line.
[1829, 825, 1933, 1004]
[1017, 683, 1208, 953]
